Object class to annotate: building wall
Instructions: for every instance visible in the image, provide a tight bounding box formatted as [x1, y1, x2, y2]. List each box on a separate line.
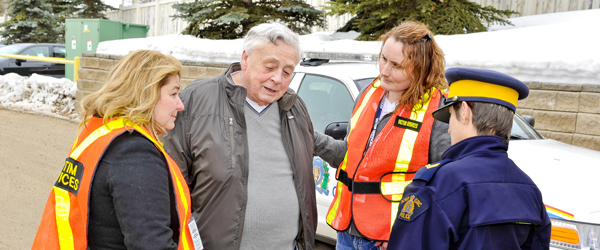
[77, 53, 600, 151]
[517, 82, 600, 151]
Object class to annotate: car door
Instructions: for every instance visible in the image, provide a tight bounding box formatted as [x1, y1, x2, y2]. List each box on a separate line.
[48, 45, 66, 78]
[4, 45, 52, 76]
[295, 73, 355, 243]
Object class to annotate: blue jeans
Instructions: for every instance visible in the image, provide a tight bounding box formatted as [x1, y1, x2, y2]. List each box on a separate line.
[336, 231, 380, 250]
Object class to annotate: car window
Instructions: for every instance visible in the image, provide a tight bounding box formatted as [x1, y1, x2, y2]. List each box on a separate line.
[0, 44, 30, 54]
[511, 114, 544, 140]
[355, 77, 376, 90]
[298, 74, 354, 133]
[53, 46, 66, 58]
[22, 46, 49, 57]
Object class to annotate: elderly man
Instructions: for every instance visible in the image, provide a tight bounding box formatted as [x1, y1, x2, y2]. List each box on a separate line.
[164, 22, 343, 250]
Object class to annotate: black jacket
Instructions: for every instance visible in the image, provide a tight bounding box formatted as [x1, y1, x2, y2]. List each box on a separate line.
[88, 131, 179, 250]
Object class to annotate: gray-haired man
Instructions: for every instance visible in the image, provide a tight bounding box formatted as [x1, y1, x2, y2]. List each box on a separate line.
[164, 22, 344, 250]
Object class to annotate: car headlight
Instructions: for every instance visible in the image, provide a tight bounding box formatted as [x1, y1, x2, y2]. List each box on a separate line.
[550, 218, 600, 249]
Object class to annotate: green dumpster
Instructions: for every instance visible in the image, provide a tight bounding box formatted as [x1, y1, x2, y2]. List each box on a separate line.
[65, 19, 149, 81]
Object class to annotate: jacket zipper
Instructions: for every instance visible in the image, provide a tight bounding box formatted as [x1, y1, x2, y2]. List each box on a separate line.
[230, 117, 235, 169]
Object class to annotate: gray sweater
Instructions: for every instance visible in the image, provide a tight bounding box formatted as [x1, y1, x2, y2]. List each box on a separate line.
[239, 101, 299, 249]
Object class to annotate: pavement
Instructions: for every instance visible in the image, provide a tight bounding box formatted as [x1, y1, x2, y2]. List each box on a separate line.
[0, 109, 78, 249]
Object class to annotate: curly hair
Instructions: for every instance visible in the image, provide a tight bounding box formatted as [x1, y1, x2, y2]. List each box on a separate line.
[378, 21, 448, 114]
[79, 50, 182, 140]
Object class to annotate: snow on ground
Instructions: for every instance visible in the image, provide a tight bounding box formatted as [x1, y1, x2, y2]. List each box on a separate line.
[2, 9, 600, 120]
[0, 73, 78, 120]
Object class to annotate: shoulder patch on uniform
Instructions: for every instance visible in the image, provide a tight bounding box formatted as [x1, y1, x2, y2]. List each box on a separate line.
[397, 193, 428, 222]
[413, 159, 452, 183]
[54, 158, 84, 196]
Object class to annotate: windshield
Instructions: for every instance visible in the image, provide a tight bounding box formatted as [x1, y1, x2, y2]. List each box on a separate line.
[0, 44, 29, 55]
[511, 114, 544, 140]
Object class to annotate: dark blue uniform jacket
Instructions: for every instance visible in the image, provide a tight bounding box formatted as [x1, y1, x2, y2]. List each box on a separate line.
[387, 135, 551, 250]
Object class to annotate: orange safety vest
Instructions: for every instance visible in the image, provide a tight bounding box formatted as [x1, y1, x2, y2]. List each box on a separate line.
[32, 117, 196, 250]
[326, 79, 443, 241]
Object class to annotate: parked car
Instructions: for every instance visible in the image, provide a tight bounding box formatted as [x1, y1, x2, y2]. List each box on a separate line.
[290, 56, 600, 250]
[0, 43, 66, 78]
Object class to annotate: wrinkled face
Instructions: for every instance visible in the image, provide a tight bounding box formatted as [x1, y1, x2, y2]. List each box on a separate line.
[379, 38, 413, 96]
[154, 74, 184, 131]
[240, 39, 298, 106]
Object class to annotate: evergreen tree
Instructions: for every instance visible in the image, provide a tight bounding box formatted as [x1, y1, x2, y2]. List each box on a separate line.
[47, 0, 73, 43]
[326, 0, 517, 40]
[71, 0, 116, 19]
[172, 0, 325, 39]
[0, 0, 61, 44]
[47, 0, 72, 22]
[0, 0, 6, 15]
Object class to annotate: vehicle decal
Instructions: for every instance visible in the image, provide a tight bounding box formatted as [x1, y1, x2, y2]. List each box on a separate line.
[313, 158, 331, 196]
[545, 204, 574, 220]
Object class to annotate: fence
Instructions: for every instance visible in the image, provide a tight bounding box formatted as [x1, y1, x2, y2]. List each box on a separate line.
[105, 0, 600, 37]
[472, 0, 600, 16]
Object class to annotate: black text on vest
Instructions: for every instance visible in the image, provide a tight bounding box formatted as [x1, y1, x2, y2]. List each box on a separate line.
[394, 116, 422, 132]
[55, 158, 84, 195]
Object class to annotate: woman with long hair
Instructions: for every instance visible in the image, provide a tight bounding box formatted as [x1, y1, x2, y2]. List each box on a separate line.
[326, 22, 451, 250]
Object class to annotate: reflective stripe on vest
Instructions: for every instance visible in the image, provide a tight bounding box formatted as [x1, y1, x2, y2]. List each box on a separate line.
[326, 78, 443, 240]
[33, 117, 195, 250]
[326, 80, 382, 225]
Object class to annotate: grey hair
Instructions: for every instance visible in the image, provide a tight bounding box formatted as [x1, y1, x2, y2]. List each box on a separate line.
[243, 22, 301, 62]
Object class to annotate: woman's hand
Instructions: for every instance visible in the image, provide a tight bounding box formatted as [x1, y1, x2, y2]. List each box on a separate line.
[374, 241, 388, 250]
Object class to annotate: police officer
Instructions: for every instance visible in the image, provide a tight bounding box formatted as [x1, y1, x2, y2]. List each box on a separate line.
[386, 67, 552, 250]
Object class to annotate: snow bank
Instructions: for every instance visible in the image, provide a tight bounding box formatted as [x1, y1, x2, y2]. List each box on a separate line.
[0, 73, 78, 120]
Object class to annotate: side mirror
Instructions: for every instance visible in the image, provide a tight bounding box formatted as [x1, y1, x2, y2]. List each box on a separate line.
[521, 115, 535, 127]
[325, 122, 348, 140]
[15, 59, 25, 66]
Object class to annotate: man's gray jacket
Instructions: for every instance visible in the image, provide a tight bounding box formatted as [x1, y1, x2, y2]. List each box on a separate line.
[164, 63, 340, 250]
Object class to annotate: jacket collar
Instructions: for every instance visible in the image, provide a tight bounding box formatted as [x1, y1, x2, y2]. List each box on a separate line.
[442, 135, 508, 161]
[223, 62, 297, 112]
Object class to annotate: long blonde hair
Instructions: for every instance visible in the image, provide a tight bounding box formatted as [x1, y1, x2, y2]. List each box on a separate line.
[79, 50, 182, 138]
[378, 22, 447, 114]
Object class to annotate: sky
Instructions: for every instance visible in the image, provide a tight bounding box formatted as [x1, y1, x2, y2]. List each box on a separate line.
[1, 8, 599, 120]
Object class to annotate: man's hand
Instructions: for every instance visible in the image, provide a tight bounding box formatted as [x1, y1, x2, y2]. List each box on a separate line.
[374, 241, 388, 250]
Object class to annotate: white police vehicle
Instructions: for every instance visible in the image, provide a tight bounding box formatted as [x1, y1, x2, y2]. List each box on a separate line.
[290, 53, 600, 249]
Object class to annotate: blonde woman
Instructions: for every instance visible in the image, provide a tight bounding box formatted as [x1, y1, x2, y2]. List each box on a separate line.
[32, 50, 197, 250]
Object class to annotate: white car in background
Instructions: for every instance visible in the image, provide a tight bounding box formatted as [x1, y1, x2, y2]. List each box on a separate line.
[290, 54, 600, 250]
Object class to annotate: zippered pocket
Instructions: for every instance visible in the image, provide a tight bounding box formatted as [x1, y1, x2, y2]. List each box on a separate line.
[229, 117, 235, 169]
